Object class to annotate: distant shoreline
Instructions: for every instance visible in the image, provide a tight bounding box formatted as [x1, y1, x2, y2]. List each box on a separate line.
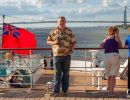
[0, 25, 129, 30]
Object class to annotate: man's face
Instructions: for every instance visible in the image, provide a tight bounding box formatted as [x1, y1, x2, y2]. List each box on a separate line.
[58, 18, 66, 29]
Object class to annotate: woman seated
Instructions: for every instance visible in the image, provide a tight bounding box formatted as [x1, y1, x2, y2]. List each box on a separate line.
[9, 72, 25, 88]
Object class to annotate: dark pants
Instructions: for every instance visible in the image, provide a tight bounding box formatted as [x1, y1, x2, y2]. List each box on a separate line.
[50, 59, 53, 70]
[14, 84, 24, 88]
[10, 83, 24, 88]
[53, 55, 71, 93]
[128, 57, 130, 89]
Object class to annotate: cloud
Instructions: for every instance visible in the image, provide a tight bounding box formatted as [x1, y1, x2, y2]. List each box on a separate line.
[0, 0, 130, 22]
[102, 0, 129, 8]
[61, 0, 87, 4]
[0, 0, 22, 9]
[120, 0, 128, 7]
[24, 0, 57, 8]
[123, 0, 128, 6]
[102, 0, 112, 7]
[25, 0, 43, 9]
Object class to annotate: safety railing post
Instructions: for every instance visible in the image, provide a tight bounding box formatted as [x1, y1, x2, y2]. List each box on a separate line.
[85, 49, 87, 92]
[30, 50, 33, 91]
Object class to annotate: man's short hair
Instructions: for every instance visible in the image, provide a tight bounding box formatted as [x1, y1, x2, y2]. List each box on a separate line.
[58, 16, 66, 21]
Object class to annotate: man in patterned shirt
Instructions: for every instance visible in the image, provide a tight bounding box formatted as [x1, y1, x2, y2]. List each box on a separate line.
[47, 16, 76, 96]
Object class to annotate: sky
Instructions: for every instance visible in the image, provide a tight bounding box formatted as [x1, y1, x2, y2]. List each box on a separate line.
[0, 0, 130, 27]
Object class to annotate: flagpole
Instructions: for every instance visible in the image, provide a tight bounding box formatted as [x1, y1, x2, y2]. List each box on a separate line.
[1, 14, 5, 69]
[29, 49, 33, 90]
[2, 14, 5, 24]
[2, 14, 5, 47]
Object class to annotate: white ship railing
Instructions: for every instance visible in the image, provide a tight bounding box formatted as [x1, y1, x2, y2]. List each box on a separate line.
[0, 48, 128, 92]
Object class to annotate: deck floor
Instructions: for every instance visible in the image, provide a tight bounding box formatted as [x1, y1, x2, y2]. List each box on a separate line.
[0, 90, 128, 100]
[0, 69, 128, 99]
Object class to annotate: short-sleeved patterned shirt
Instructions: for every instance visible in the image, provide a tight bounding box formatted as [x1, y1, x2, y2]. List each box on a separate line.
[47, 27, 76, 56]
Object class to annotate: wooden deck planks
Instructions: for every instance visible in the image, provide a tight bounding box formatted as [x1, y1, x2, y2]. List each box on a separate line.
[0, 69, 128, 99]
[0, 90, 128, 100]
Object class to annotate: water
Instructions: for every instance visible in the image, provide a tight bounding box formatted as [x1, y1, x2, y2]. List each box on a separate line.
[0, 27, 130, 60]
[28, 27, 129, 48]
[28, 27, 129, 59]
[0, 27, 128, 77]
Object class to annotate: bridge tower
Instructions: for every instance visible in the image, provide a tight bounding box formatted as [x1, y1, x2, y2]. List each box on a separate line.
[124, 6, 127, 29]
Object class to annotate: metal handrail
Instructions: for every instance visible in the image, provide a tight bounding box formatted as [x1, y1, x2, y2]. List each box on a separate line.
[0, 47, 128, 50]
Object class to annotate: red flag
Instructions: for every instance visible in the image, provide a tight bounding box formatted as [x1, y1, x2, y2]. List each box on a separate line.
[2, 23, 37, 55]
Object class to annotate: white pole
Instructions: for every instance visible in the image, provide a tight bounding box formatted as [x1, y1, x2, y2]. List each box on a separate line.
[89, 50, 98, 87]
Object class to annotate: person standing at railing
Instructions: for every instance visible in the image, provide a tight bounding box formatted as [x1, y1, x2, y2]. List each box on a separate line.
[100, 27, 122, 97]
[11, 51, 15, 61]
[5, 50, 12, 66]
[49, 52, 54, 70]
[124, 28, 130, 98]
[43, 56, 47, 69]
[47, 16, 76, 96]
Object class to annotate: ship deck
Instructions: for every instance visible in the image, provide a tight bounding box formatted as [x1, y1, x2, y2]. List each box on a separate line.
[0, 69, 128, 100]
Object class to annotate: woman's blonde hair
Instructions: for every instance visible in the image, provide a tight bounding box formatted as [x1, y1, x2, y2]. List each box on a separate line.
[113, 27, 119, 33]
[108, 26, 119, 36]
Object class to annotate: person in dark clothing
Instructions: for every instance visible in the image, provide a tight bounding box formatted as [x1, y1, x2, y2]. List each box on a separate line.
[9, 72, 24, 88]
[49, 52, 54, 70]
[43, 56, 47, 69]
[124, 28, 130, 98]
